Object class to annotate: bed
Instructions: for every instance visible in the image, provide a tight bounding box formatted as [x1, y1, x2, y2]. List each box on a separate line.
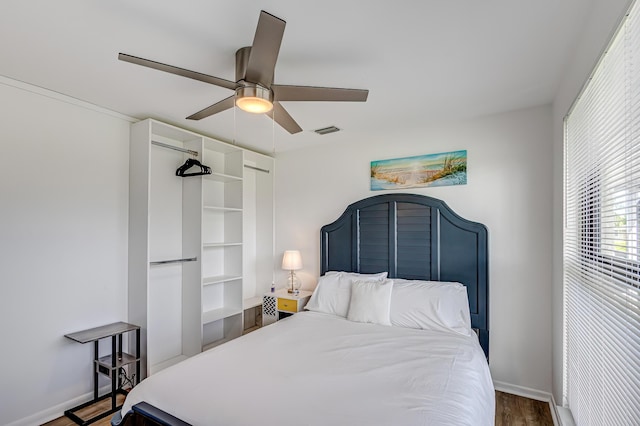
[113, 193, 493, 426]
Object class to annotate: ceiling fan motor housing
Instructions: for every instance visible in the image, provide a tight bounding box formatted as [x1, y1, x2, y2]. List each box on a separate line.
[235, 46, 252, 82]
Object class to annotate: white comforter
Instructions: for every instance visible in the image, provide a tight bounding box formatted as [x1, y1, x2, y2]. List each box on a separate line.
[121, 312, 494, 425]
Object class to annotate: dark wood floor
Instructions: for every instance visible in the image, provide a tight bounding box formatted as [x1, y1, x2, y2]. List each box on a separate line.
[43, 393, 126, 426]
[44, 391, 553, 425]
[495, 391, 554, 425]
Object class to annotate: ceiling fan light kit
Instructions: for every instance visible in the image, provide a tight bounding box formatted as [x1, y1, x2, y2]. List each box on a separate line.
[118, 10, 368, 134]
[235, 85, 273, 113]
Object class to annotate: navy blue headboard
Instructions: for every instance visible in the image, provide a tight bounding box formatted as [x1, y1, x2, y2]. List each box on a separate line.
[320, 193, 489, 358]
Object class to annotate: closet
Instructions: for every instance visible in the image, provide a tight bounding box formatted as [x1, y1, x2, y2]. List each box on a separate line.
[128, 119, 274, 378]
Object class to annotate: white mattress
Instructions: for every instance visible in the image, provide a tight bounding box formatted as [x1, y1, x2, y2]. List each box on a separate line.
[121, 311, 495, 425]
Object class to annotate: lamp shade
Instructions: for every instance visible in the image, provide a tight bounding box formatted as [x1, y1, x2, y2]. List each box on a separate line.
[282, 250, 303, 270]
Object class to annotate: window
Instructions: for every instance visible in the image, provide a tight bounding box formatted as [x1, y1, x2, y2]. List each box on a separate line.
[564, 1, 640, 424]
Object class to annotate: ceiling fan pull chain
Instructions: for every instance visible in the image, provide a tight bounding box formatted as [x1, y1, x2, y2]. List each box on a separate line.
[233, 92, 237, 145]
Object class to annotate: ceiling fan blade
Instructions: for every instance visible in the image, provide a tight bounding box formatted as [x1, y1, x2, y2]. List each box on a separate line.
[119, 53, 238, 91]
[272, 85, 369, 102]
[244, 11, 286, 87]
[266, 102, 303, 134]
[186, 95, 235, 120]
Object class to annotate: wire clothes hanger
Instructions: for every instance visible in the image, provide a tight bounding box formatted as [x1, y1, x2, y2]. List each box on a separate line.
[176, 158, 212, 177]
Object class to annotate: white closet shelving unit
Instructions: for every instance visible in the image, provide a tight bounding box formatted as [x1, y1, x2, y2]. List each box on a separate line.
[200, 138, 244, 350]
[241, 150, 275, 333]
[128, 119, 274, 378]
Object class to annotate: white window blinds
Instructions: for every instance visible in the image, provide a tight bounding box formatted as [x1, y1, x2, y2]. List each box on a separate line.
[564, 1, 640, 424]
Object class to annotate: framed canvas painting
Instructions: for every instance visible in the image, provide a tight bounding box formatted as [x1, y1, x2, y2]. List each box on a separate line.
[371, 150, 467, 190]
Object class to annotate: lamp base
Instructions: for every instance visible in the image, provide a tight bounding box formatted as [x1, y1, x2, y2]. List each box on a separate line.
[286, 271, 301, 294]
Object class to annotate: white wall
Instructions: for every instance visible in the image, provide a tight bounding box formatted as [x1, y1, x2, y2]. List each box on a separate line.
[5, 3, 627, 412]
[275, 105, 554, 393]
[551, 0, 632, 404]
[0, 78, 132, 425]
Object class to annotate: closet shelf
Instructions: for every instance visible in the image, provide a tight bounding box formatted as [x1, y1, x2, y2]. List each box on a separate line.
[202, 307, 242, 325]
[203, 172, 243, 183]
[243, 296, 263, 310]
[202, 336, 234, 352]
[203, 275, 243, 286]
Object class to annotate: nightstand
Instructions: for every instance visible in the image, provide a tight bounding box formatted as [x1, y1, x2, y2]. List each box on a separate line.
[263, 288, 312, 325]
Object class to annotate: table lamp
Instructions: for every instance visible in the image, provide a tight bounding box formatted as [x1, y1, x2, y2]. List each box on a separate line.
[282, 250, 302, 293]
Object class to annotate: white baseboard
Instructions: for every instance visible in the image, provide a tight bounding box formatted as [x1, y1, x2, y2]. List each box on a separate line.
[548, 392, 561, 426]
[6, 386, 113, 426]
[556, 406, 576, 426]
[494, 380, 551, 401]
[493, 380, 561, 426]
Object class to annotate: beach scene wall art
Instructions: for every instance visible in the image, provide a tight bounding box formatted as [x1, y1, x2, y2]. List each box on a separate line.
[370, 150, 467, 191]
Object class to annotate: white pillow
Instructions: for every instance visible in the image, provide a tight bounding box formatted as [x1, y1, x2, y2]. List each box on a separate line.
[390, 280, 472, 335]
[305, 271, 388, 317]
[325, 271, 388, 280]
[347, 279, 394, 326]
[304, 274, 348, 316]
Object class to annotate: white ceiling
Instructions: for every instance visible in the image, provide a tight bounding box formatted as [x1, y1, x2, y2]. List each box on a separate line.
[0, 0, 594, 154]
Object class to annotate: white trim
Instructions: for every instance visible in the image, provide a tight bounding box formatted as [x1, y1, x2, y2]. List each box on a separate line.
[494, 380, 551, 402]
[563, 0, 636, 119]
[5, 386, 113, 426]
[549, 392, 561, 426]
[557, 406, 576, 426]
[493, 380, 560, 426]
[0, 74, 138, 123]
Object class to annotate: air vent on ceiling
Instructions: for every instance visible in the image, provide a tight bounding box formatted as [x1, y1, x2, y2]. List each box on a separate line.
[314, 126, 341, 135]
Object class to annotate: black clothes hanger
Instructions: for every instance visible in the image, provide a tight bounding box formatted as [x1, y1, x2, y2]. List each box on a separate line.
[176, 158, 212, 177]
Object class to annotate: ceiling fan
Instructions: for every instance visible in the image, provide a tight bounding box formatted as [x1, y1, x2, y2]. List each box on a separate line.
[119, 10, 369, 134]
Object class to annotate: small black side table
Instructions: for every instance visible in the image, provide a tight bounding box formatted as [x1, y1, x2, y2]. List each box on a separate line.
[64, 322, 141, 425]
